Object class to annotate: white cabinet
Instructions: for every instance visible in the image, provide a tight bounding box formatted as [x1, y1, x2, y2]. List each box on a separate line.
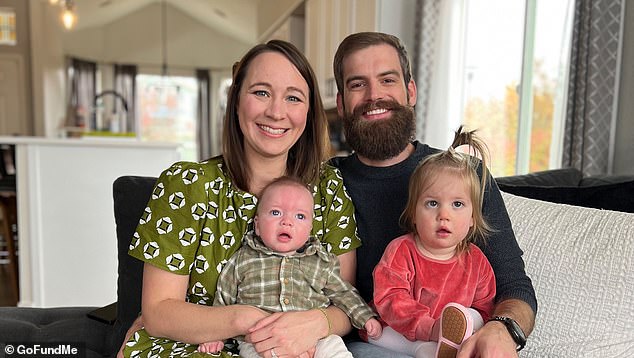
[305, 0, 378, 108]
[4, 137, 180, 307]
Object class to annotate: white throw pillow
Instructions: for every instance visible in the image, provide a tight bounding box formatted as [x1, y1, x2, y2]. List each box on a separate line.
[502, 192, 634, 358]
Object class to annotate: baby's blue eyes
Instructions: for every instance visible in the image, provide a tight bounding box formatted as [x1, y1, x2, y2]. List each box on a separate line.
[269, 210, 306, 220]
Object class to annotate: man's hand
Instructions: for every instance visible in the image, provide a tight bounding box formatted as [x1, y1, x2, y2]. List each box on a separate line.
[457, 299, 534, 357]
[457, 320, 518, 358]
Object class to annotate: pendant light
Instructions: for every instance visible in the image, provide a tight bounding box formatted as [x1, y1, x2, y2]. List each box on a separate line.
[150, 0, 179, 96]
[161, 0, 168, 78]
[51, 0, 77, 30]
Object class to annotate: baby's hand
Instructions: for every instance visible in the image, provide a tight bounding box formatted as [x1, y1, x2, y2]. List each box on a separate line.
[365, 318, 383, 340]
[197, 340, 224, 353]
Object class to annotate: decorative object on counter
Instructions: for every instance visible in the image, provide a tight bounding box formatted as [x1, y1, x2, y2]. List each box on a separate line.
[92, 90, 130, 134]
[64, 90, 135, 139]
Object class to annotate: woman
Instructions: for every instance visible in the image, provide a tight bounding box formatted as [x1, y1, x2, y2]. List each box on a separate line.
[121, 40, 361, 358]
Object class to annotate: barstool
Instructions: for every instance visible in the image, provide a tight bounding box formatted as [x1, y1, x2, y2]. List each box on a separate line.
[0, 144, 18, 304]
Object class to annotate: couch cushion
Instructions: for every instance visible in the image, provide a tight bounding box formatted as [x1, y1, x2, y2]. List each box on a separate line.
[0, 307, 111, 357]
[498, 180, 634, 213]
[502, 192, 634, 357]
[112, 176, 157, 352]
[495, 168, 582, 187]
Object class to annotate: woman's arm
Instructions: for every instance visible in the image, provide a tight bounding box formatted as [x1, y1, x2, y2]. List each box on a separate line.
[142, 263, 267, 343]
[337, 250, 356, 285]
[326, 250, 356, 335]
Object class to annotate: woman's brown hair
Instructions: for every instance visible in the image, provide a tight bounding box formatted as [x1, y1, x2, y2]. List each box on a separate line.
[222, 40, 330, 192]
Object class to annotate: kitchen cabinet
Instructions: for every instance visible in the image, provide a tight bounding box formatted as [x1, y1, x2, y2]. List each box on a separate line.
[305, 0, 378, 108]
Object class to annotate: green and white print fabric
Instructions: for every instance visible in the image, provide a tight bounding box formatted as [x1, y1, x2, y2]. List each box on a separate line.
[125, 157, 361, 357]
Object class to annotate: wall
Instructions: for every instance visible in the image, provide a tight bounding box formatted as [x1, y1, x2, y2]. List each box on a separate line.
[377, 0, 416, 56]
[257, 0, 303, 41]
[0, 0, 34, 135]
[29, 1, 66, 137]
[61, 2, 253, 69]
[614, 2, 634, 175]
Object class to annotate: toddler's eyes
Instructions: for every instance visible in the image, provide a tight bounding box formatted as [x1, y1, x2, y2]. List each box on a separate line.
[425, 200, 438, 208]
[453, 201, 465, 208]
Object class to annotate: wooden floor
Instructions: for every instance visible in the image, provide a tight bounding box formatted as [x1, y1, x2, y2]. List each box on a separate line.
[0, 263, 18, 306]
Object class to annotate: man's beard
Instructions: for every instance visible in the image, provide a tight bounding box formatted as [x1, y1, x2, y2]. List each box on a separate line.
[342, 99, 416, 161]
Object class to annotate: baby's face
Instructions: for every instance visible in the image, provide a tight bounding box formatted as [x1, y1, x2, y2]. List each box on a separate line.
[255, 183, 313, 255]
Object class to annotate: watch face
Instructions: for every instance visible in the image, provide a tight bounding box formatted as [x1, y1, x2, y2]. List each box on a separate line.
[509, 319, 526, 340]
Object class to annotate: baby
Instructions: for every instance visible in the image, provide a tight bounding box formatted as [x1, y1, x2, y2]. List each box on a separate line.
[199, 176, 382, 357]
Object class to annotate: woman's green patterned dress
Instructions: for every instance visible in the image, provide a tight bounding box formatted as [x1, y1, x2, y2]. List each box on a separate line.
[124, 157, 361, 357]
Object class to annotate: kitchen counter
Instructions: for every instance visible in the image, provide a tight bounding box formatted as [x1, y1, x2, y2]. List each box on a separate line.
[1, 137, 181, 307]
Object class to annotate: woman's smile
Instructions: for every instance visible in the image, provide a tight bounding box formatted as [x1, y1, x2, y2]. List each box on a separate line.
[258, 123, 289, 136]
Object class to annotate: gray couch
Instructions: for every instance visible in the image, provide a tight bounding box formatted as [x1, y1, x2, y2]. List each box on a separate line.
[0, 176, 154, 357]
[1, 169, 633, 357]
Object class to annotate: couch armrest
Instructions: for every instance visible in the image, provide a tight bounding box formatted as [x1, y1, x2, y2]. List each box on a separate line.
[87, 302, 117, 325]
[111, 176, 157, 353]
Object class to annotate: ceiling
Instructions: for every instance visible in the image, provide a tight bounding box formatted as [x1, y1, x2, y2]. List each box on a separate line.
[70, 0, 262, 44]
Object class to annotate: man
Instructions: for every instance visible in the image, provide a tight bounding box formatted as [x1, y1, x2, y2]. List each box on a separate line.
[329, 32, 537, 358]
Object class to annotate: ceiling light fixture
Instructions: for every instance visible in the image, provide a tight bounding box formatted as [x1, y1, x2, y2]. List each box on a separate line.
[51, 0, 77, 30]
[161, 0, 168, 77]
[150, 0, 179, 94]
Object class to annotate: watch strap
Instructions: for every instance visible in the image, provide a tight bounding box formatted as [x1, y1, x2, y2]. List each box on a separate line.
[488, 316, 526, 351]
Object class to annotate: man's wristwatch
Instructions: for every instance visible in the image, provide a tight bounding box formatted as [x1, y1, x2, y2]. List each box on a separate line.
[488, 316, 526, 351]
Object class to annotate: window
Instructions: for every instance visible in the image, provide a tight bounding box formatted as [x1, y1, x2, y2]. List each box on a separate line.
[461, 0, 574, 176]
[0, 8, 16, 46]
[136, 74, 198, 161]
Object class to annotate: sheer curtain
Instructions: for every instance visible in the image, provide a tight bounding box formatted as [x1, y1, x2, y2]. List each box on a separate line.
[66, 58, 96, 131]
[413, 0, 467, 149]
[114, 64, 137, 134]
[563, 0, 625, 175]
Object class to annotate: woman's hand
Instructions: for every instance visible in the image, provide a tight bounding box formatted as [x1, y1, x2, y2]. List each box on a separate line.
[116, 315, 144, 358]
[245, 310, 326, 357]
[237, 305, 272, 333]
